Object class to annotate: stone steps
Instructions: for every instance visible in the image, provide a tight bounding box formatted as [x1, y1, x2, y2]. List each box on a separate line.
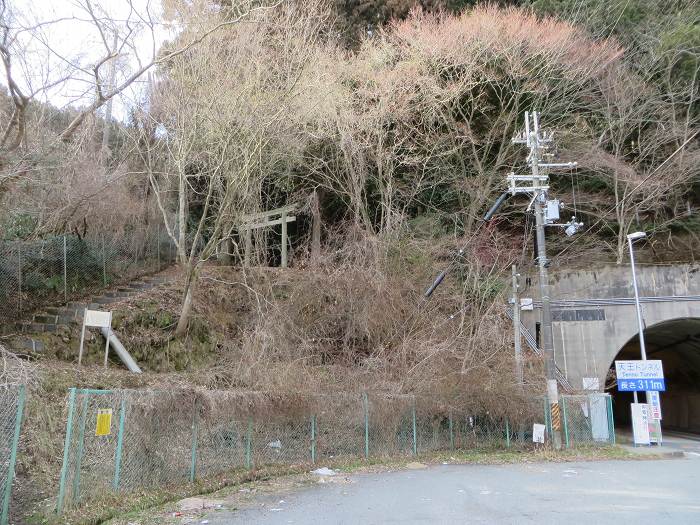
[3, 273, 174, 340]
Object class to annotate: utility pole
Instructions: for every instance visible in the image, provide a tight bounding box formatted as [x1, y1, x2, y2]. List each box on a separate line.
[512, 264, 523, 385]
[509, 111, 580, 450]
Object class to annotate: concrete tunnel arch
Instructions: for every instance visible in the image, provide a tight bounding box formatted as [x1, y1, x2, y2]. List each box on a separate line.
[605, 317, 700, 432]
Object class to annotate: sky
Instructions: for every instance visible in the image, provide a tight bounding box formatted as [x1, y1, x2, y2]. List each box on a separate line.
[4, 0, 173, 121]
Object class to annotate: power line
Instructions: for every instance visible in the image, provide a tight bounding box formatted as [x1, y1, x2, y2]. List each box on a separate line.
[552, 129, 700, 260]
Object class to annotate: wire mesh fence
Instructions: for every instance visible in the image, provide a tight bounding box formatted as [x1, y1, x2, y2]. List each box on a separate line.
[0, 385, 26, 525]
[560, 394, 615, 448]
[54, 387, 615, 513]
[0, 224, 176, 325]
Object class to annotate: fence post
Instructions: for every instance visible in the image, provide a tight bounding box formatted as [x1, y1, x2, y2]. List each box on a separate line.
[57, 388, 77, 513]
[310, 415, 316, 464]
[189, 397, 199, 483]
[362, 393, 369, 459]
[71, 393, 90, 502]
[1, 386, 25, 525]
[63, 235, 68, 302]
[561, 397, 570, 449]
[113, 398, 127, 490]
[505, 419, 511, 448]
[449, 412, 454, 450]
[17, 246, 22, 315]
[245, 416, 253, 470]
[102, 234, 107, 287]
[607, 395, 616, 445]
[411, 398, 417, 456]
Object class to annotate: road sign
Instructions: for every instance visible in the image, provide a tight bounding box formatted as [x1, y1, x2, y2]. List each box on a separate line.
[631, 403, 650, 445]
[648, 391, 662, 420]
[615, 360, 665, 392]
[550, 403, 561, 431]
[532, 423, 545, 443]
[96, 409, 112, 436]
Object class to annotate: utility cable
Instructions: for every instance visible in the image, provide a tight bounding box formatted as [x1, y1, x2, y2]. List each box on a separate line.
[552, 129, 699, 260]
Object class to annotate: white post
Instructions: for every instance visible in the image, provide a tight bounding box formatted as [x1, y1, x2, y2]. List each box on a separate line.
[281, 211, 288, 268]
[103, 312, 112, 368]
[628, 237, 647, 361]
[78, 308, 87, 366]
[629, 236, 643, 407]
[628, 232, 661, 444]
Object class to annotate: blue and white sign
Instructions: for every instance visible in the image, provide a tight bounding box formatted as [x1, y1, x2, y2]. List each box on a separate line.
[648, 390, 662, 420]
[615, 360, 665, 392]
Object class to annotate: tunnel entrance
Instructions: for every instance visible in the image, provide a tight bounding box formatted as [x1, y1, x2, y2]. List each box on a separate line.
[606, 317, 700, 433]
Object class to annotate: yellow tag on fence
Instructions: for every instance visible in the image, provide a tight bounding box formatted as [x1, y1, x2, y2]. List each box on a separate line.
[95, 409, 113, 436]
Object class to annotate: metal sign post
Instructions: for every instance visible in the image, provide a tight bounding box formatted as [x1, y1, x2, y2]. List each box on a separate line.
[615, 360, 665, 392]
[615, 360, 665, 445]
[78, 309, 113, 366]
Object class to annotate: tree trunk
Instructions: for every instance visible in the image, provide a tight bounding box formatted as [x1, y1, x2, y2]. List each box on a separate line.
[175, 264, 198, 336]
[311, 189, 321, 264]
[177, 171, 188, 264]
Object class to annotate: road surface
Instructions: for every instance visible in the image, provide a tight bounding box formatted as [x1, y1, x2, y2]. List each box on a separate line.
[203, 458, 700, 524]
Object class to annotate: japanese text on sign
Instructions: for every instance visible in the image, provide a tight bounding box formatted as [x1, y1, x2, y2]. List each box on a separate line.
[617, 378, 666, 392]
[95, 408, 112, 436]
[615, 360, 664, 380]
[615, 360, 665, 391]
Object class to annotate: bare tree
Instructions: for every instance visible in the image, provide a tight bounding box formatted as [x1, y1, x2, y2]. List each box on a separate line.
[301, 6, 625, 243]
[133, 0, 333, 336]
[577, 48, 700, 263]
[0, 0, 277, 189]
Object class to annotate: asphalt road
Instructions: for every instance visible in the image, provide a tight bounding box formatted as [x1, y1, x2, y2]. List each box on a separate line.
[205, 459, 700, 524]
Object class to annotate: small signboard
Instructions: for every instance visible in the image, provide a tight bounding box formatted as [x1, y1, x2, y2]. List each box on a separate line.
[631, 403, 650, 445]
[78, 308, 113, 367]
[615, 360, 665, 392]
[532, 423, 546, 443]
[648, 418, 663, 444]
[95, 409, 113, 436]
[648, 391, 662, 420]
[582, 377, 600, 391]
[84, 310, 112, 328]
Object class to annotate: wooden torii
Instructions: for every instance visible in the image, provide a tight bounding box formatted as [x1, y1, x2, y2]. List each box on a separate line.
[240, 204, 297, 268]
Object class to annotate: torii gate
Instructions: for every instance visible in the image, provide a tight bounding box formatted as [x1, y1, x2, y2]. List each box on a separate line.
[240, 204, 297, 268]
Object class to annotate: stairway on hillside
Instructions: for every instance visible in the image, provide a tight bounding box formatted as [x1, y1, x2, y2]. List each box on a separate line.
[1, 274, 173, 353]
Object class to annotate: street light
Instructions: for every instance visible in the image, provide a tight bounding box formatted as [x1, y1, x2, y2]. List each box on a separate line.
[627, 231, 647, 362]
[627, 230, 662, 445]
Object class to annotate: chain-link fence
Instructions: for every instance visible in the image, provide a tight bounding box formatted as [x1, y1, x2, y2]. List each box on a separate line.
[54, 388, 615, 513]
[0, 224, 176, 324]
[0, 385, 26, 525]
[559, 394, 615, 448]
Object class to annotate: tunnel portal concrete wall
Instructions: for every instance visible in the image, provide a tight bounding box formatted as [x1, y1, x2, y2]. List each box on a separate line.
[520, 264, 700, 391]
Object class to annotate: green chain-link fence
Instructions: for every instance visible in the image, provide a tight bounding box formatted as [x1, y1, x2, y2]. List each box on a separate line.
[55, 388, 615, 513]
[542, 393, 615, 449]
[0, 385, 26, 525]
[0, 224, 176, 325]
[560, 394, 615, 448]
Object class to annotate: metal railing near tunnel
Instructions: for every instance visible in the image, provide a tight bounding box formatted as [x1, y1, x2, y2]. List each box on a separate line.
[54, 388, 616, 514]
[544, 393, 615, 449]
